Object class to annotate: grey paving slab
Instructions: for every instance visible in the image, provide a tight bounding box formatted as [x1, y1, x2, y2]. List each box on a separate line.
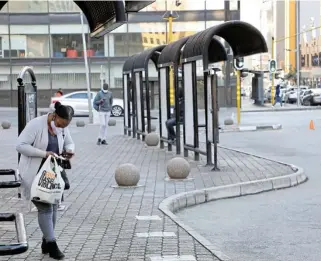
[0, 122, 294, 261]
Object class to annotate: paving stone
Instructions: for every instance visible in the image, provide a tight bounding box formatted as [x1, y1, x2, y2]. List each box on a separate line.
[0, 124, 294, 260]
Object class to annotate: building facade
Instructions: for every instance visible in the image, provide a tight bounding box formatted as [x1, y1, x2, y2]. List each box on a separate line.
[0, 0, 241, 107]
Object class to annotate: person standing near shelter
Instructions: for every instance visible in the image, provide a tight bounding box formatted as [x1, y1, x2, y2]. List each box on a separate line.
[166, 88, 184, 143]
[272, 83, 283, 107]
[93, 83, 113, 145]
[16, 101, 75, 260]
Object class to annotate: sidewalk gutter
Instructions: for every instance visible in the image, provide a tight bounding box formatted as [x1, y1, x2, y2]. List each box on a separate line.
[242, 106, 321, 113]
[159, 147, 308, 261]
[220, 123, 282, 133]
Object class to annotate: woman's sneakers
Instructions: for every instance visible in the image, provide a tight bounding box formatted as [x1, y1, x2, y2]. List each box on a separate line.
[97, 139, 108, 145]
[42, 240, 65, 260]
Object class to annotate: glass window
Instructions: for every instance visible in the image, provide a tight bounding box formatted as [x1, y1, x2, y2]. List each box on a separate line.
[230, 0, 239, 10]
[48, 0, 80, 12]
[8, 34, 50, 58]
[140, 0, 167, 11]
[0, 35, 9, 58]
[8, 0, 49, 13]
[171, 21, 205, 42]
[117, 22, 167, 56]
[52, 34, 91, 58]
[0, 65, 10, 91]
[171, 0, 205, 11]
[89, 36, 105, 57]
[50, 32, 104, 57]
[67, 93, 88, 99]
[206, 0, 224, 10]
[112, 33, 127, 57]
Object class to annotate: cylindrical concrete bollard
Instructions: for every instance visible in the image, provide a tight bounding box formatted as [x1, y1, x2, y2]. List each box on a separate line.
[115, 163, 140, 186]
[224, 118, 234, 126]
[145, 133, 159, 146]
[167, 157, 191, 179]
[76, 120, 85, 127]
[108, 118, 117, 126]
[1, 120, 11, 129]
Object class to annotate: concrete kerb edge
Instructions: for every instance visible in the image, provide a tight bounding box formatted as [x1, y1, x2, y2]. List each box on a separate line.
[159, 152, 307, 261]
[242, 106, 321, 113]
[220, 124, 282, 133]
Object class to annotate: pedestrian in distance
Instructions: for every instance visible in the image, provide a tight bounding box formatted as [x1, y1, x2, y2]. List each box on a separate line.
[16, 101, 75, 260]
[166, 88, 184, 143]
[55, 88, 63, 97]
[272, 83, 283, 107]
[93, 83, 113, 145]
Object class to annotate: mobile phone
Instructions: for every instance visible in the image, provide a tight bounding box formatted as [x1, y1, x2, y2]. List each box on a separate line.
[62, 151, 74, 159]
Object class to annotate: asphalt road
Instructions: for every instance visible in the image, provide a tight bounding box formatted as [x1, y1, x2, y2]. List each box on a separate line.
[177, 110, 321, 261]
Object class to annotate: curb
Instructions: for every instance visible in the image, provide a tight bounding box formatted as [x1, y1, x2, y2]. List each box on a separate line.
[220, 123, 282, 133]
[158, 148, 308, 261]
[242, 106, 321, 113]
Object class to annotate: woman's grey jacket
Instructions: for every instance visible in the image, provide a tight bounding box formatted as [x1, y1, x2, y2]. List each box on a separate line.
[16, 114, 75, 201]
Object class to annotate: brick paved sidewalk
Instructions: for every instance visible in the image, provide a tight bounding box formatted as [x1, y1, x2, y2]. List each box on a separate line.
[0, 123, 294, 261]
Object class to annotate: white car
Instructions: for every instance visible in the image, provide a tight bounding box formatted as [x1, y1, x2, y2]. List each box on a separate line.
[284, 86, 309, 103]
[50, 91, 124, 117]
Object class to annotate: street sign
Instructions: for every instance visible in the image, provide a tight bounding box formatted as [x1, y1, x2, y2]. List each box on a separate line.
[24, 83, 37, 123]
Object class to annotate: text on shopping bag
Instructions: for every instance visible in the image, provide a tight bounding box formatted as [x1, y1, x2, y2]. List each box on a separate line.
[38, 170, 62, 190]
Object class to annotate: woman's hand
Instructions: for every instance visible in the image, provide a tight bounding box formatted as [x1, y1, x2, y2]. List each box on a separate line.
[46, 151, 56, 158]
[63, 150, 74, 159]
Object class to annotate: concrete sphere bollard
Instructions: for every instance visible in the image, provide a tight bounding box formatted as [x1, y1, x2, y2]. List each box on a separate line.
[224, 118, 234, 126]
[108, 118, 117, 126]
[145, 124, 156, 132]
[167, 157, 191, 179]
[76, 120, 85, 127]
[145, 133, 159, 146]
[115, 163, 140, 186]
[1, 121, 11, 129]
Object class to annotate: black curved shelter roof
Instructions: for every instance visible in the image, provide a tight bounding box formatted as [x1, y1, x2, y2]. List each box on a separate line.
[157, 36, 190, 67]
[125, 1, 156, 12]
[123, 54, 138, 74]
[182, 21, 268, 69]
[133, 45, 167, 72]
[182, 32, 228, 66]
[74, 1, 126, 35]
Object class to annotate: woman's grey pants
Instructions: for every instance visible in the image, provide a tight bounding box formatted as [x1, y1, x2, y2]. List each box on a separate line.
[32, 201, 58, 242]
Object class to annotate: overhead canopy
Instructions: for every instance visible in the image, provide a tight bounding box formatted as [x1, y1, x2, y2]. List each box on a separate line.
[125, 1, 156, 12]
[0, 1, 155, 38]
[158, 36, 190, 68]
[182, 21, 268, 69]
[123, 54, 139, 74]
[133, 45, 167, 72]
[74, 1, 126, 37]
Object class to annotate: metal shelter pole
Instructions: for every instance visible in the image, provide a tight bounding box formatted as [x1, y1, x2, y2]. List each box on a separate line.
[296, 0, 301, 106]
[211, 69, 220, 171]
[80, 12, 93, 124]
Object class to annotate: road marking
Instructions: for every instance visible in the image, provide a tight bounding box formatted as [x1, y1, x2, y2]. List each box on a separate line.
[136, 232, 176, 237]
[239, 126, 257, 131]
[149, 255, 196, 261]
[165, 177, 194, 182]
[136, 215, 162, 221]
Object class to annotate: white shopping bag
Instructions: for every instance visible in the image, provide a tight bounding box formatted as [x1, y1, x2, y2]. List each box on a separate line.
[30, 155, 65, 205]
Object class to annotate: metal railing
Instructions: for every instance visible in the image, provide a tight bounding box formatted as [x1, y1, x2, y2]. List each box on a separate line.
[0, 169, 28, 256]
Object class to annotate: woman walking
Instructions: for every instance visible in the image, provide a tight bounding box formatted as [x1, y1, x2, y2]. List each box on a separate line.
[16, 101, 75, 260]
